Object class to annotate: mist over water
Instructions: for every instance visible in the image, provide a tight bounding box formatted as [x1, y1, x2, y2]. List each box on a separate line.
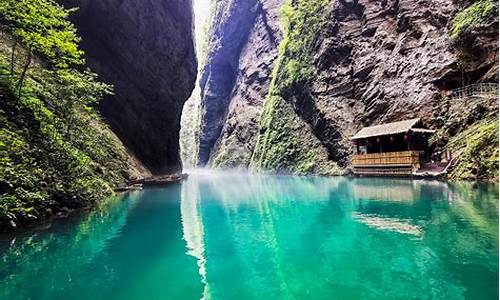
[0, 172, 497, 299]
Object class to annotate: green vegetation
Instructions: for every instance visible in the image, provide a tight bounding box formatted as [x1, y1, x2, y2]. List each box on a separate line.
[0, 0, 134, 228]
[212, 144, 249, 169]
[430, 92, 498, 181]
[250, 0, 339, 175]
[450, 0, 498, 38]
[277, 0, 331, 87]
[251, 94, 339, 175]
[179, 93, 201, 168]
[447, 117, 499, 180]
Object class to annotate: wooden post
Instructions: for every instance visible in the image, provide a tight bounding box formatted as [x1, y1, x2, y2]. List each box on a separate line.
[405, 132, 410, 151]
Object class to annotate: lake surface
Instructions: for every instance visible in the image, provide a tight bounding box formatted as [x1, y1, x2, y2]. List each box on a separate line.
[0, 171, 498, 299]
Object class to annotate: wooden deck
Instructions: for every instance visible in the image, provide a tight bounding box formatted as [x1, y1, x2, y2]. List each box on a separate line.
[352, 151, 423, 176]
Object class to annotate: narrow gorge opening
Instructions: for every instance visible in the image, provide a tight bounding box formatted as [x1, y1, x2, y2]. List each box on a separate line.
[180, 0, 211, 170]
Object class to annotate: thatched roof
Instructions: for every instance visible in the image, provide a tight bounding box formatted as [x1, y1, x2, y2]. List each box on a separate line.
[351, 118, 425, 140]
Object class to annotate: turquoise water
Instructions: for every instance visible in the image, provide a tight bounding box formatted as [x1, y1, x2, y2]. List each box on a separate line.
[0, 172, 498, 300]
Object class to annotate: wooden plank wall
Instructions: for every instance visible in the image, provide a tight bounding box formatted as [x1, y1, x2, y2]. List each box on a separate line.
[352, 151, 422, 166]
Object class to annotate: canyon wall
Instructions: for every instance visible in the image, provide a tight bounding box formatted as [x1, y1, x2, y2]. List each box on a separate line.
[66, 0, 197, 174]
[198, 0, 498, 177]
[253, 0, 498, 175]
[197, 0, 284, 168]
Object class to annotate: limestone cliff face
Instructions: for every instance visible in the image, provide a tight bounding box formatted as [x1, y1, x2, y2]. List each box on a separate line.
[199, 0, 498, 175]
[197, 0, 283, 167]
[66, 0, 197, 174]
[304, 0, 498, 160]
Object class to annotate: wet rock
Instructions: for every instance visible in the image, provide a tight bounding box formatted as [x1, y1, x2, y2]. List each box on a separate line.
[128, 173, 188, 186]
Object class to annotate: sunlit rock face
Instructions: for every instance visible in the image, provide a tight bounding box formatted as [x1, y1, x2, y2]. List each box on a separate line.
[197, 0, 283, 167]
[200, 0, 498, 174]
[65, 0, 197, 174]
[305, 0, 498, 155]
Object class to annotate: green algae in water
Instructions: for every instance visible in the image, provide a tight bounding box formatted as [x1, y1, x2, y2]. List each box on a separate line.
[0, 172, 498, 299]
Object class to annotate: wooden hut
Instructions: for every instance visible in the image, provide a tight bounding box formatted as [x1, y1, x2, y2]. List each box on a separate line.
[350, 118, 435, 176]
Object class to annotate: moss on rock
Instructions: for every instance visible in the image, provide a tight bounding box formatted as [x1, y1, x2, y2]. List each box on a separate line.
[250, 0, 340, 175]
[447, 117, 499, 180]
[251, 94, 339, 175]
[450, 0, 498, 38]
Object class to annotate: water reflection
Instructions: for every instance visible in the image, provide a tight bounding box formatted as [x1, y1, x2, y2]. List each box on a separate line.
[352, 178, 421, 202]
[181, 174, 210, 299]
[352, 213, 422, 237]
[0, 193, 139, 299]
[0, 172, 497, 300]
[0, 188, 203, 300]
[180, 172, 498, 300]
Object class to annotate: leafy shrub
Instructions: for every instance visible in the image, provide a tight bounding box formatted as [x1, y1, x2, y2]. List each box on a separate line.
[0, 0, 130, 228]
[448, 117, 499, 179]
[450, 0, 498, 38]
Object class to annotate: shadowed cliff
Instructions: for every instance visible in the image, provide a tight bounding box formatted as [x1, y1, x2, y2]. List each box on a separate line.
[197, 0, 283, 167]
[66, 0, 197, 174]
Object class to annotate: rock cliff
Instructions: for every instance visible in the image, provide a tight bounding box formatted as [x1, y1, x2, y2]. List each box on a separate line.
[197, 0, 283, 167]
[198, 0, 498, 177]
[66, 0, 197, 174]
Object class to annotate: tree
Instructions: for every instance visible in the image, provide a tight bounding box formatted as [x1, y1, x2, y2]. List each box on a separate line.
[0, 0, 111, 131]
[0, 0, 84, 95]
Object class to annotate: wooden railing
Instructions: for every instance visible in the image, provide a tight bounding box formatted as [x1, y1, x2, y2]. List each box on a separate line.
[352, 151, 422, 166]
